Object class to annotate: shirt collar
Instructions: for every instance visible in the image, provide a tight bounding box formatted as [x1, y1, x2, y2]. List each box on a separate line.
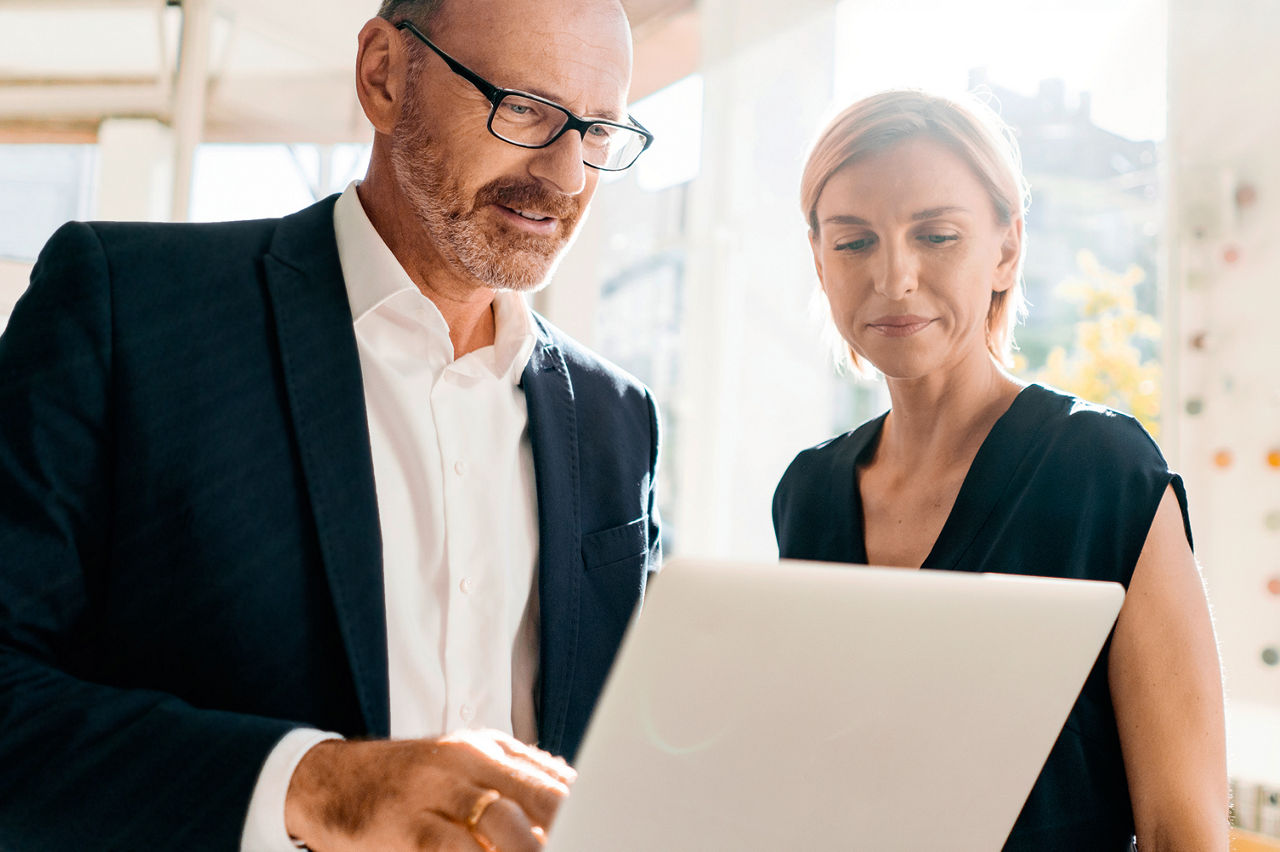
[333, 182, 536, 383]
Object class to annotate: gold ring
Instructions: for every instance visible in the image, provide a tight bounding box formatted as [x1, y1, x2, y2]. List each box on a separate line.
[466, 788, 502, 830]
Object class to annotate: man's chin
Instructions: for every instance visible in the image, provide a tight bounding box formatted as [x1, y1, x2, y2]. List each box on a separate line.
[472, 250, 563, 293]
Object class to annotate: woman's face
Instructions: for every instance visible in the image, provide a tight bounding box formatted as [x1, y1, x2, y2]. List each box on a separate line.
[809, 135, 1021, 381]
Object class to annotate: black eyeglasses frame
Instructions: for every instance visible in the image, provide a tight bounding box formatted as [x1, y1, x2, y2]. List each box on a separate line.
[395, 20, 654, 172]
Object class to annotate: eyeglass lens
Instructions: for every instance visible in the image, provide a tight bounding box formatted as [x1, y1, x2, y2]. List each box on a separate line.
[492, 93, 649, 170]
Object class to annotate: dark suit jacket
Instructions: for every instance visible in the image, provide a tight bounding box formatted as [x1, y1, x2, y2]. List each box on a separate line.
[0, 196, 661, 850]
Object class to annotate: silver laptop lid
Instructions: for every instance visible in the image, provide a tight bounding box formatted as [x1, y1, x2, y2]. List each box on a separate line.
[547, 557, 1124, 852]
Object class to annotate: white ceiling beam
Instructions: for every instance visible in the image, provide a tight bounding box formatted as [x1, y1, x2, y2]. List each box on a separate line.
[0, 0, 158, 8]
[0, 79, 167, 120]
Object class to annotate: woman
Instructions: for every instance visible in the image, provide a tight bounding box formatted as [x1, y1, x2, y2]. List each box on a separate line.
[773, 90, 1227, 851]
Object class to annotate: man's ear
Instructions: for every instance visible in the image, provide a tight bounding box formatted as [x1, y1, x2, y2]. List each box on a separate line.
[809, 229, 826, 293]
[993, 217, 1023, 293]
[356, 18, 406, 136]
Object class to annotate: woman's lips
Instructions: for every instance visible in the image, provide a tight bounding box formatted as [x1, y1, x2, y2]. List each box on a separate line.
[867, 315, 934, 337]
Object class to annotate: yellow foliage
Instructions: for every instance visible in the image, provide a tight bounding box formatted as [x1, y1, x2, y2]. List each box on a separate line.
[1030, 250, 1162, 438]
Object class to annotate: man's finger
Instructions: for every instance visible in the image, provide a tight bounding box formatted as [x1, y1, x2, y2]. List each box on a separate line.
[492, 736, 577, 788]
[468, 793, 544, 852]
[440, 733, 569, 827]
[411, 811, 489, 852]
[470, 765, 566, 831]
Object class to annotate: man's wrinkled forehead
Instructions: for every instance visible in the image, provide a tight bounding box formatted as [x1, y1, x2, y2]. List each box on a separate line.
[431, 0, 633, 119]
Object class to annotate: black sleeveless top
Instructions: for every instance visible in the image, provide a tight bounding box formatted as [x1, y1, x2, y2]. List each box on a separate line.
[772, 384, 1191, 851]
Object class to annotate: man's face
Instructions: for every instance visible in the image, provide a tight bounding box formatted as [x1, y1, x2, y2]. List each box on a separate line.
[388, 0, 632, 292]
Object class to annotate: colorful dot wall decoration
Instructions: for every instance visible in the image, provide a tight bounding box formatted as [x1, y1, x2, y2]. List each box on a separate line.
[1236, 183, 1258, 210]
[1185, 398, 1204, 416]
[1214, 449, 1234, 469]
[1268, 450, 1280, 469]
[1263, 647, 1280, 667]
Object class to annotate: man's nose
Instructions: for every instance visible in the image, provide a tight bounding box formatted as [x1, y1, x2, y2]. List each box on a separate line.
[528, 130, 589, 196]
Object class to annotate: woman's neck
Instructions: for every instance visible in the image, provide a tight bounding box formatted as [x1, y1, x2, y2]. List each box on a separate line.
[877, 359, 1025, 474]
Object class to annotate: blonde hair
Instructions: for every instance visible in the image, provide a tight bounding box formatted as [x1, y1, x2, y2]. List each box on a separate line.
[801, 89, 1030, 372]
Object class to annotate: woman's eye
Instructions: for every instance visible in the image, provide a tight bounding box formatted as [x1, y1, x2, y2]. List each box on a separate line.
[920, 234, 959, 245]
[835, 237, 875, 252]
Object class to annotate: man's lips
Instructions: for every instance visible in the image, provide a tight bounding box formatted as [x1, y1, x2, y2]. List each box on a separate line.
[867, 315, 934, 337]
[494, 203, 559, 235]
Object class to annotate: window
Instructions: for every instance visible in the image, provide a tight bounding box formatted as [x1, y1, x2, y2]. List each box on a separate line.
[834, 0, 1167, 434]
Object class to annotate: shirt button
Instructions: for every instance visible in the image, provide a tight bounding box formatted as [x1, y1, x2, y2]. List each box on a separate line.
[460, 704, 475, 722]
[459, 577, 474, 595]
[454, 460, 467, 476]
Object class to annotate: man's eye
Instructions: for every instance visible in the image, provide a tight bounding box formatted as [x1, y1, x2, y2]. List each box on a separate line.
[498, 98, 546, 121]
[921, 234, 959, 245]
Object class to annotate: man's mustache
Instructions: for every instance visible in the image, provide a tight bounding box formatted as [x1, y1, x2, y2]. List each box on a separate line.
[472, 179, 579, 222]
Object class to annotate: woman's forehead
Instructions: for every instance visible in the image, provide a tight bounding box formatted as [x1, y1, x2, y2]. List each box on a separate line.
[819, 138, 992, 216]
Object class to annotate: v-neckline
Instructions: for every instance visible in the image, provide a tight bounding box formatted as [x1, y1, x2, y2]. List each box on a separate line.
[847, 384, 1054, 571]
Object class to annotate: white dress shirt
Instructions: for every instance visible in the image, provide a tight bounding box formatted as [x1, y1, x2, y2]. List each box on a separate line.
[241, 183, 541, 851]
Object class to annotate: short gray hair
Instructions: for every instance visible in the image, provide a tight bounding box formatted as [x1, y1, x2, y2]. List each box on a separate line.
[377, 0, 447, 32]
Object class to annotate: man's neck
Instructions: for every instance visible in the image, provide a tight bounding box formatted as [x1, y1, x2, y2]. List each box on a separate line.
[356, 176, 498, 358]
[446, 300, 498, 359]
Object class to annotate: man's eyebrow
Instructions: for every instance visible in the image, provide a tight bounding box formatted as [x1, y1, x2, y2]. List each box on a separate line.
[820, 214, 871, 226]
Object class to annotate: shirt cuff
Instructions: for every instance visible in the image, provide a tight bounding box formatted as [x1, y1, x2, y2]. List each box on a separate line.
[240, 728, 343, 852]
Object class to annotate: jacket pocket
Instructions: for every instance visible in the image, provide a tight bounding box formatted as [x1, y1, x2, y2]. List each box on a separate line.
[581, 516, 648, 572]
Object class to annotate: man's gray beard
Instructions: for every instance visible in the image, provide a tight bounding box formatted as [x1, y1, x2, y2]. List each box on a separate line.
[389, 104, 571, 292]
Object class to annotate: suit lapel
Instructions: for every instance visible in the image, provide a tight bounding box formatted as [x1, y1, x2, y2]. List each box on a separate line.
[262, 197, 390, 736]
[522, 321, 582, 756]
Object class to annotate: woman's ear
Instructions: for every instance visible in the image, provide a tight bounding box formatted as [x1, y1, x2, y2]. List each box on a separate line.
[992, 217, 1024, 294]
[355, 18, 406, 136]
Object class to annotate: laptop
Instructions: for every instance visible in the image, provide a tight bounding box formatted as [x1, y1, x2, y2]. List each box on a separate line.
[545, 557, 1125, 852]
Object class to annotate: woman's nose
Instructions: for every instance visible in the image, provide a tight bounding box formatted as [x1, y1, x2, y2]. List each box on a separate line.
[875, 241, 917, 300]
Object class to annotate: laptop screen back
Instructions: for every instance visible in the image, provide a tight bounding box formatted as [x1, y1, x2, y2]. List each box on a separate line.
[547, 558, 1124, 852]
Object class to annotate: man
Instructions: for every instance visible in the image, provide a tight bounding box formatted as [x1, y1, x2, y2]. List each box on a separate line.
[0, 0, 660, 849]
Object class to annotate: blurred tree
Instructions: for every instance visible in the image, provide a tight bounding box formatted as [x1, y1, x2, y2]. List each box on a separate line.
[1026, 249, 1162, 437]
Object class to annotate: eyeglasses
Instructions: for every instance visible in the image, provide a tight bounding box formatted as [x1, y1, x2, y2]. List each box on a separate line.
[396, 20, 654, 172]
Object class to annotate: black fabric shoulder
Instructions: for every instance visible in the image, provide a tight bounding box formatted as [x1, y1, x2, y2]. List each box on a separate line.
[529, 310, 653, 403]
[1031, 390, 1166, 475]
[773, 415, 885, 563]
[1016, 385, 1191, 570]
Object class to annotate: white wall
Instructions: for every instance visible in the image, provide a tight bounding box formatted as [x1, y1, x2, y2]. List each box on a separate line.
[0, 259, 32, 332]
[671, 0, 841, 559]
[1167, 0, 1280, 786]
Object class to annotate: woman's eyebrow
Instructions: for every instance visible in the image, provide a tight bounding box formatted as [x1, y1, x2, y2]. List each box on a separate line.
[911, 205, 970, 220]
[821, 206, 971, 227]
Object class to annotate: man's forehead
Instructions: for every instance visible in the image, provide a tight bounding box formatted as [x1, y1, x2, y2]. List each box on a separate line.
[430, 0, 632, 118]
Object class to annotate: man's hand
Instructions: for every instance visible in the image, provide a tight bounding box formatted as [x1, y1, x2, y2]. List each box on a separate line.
[284, 729, 576, 851]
